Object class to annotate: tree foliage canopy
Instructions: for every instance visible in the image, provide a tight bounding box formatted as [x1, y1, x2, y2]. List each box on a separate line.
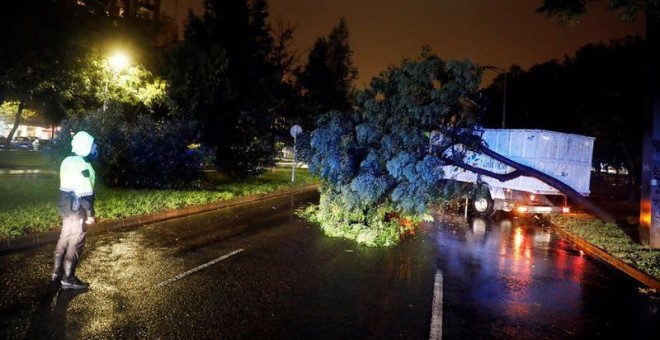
[0, 0, 169, 142]
[68, 52, 168, 117]
[537, 0, 660, 22]
[298, 17, 358, 127]
[305, 53, 483, 246]
[0, 0, 80, 139]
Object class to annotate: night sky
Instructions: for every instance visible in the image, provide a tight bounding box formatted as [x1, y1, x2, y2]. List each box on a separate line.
[162, 0, 645, 87]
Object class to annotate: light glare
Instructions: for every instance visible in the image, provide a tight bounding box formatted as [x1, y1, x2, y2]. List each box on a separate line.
[109, 52, 129, 72]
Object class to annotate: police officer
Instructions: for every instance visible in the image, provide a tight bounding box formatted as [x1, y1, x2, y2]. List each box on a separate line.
[51, 131, 97, 290]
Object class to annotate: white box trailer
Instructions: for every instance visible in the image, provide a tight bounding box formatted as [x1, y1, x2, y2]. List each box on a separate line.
[441, 129, 595, 216]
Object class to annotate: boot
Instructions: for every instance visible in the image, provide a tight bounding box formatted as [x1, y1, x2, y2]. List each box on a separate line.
[51, 254, 64, 282]
[60, 260, 88, 290]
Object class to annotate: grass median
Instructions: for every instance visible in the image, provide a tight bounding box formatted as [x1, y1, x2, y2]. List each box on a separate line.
[0, 168, 317, 240]
[0, 150, 50, 168]
[549, 213, 660, 280]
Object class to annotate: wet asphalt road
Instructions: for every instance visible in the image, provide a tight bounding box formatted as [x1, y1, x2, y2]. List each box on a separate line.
[435, 215, 659, 338]
[0, 189, 658, 339]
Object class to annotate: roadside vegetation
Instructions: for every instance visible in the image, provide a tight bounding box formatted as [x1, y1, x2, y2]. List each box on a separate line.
[0, 168, 316, 240]
[549, 213, 660, 280]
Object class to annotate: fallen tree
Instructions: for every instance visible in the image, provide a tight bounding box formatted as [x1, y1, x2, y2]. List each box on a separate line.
[304, 52, 614, 247]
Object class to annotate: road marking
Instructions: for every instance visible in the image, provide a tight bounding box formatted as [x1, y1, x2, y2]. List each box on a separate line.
[429, 269, 443, 340]
[156, 248, 244, 288]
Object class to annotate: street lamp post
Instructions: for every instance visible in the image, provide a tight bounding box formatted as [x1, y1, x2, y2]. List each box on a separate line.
[290, 125, 303, 183]
[103, 51, 130, 113]
[483, 66, 507, 128]
[501, 71, 507, 129]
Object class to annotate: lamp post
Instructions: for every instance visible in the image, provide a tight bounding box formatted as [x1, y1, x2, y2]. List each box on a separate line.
[483, 66, 507, 128]
[103, 51, 130, 112]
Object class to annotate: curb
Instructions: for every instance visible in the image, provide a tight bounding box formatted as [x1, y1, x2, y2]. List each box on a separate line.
[0, 184, 320, 255]
[549, 223, 660, 291]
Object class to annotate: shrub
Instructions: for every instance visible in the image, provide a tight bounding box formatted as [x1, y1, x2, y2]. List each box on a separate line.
[55, 107, 205, 189]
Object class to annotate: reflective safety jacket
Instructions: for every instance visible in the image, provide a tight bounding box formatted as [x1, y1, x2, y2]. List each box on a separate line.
[59, 155, 95, 197]
[57, 131, 96, 218]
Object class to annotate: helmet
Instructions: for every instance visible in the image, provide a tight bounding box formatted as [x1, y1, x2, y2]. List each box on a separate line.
[71, 131, 95, 157]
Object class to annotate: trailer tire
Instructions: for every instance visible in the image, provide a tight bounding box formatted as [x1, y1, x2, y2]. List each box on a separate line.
[472, 193, 494, 217]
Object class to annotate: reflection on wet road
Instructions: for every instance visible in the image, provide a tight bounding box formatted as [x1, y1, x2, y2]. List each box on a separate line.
[435, 215, 659, 338]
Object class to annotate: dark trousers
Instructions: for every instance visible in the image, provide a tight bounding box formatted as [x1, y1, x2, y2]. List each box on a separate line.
[53, 215, 86, 262]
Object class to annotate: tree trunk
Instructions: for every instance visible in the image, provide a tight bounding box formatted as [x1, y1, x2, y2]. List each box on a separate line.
[627, 162, 637, 203]
[0, 92, 5, 148]
[6, 100, 26, 142]
[0, 90, 5, 147]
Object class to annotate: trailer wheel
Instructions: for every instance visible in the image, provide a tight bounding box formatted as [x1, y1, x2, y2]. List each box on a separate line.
[472, 193, 494, 217]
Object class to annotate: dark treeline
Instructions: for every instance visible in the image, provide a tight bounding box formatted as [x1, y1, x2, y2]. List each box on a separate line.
[167, 0, 355, 178]
[483, 36, 645, 200]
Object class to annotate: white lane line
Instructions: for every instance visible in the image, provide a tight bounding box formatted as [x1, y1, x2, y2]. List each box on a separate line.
[156, 248, 244, 288]
[429, 269, 443, 340]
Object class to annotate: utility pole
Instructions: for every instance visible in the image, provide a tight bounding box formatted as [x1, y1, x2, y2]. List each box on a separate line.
[483, 66, 507, 128]
[640, 9, 660, 248]
[501, 71, 507, 129]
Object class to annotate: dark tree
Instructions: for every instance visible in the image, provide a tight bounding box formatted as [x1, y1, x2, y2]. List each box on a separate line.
[537, 0, 658, 22]
[569, 37, 645, 202]
[168, 0, 292, 178]
[483, 62, 570, 131]
[0, 0, 76, 142]
[297, 17, 358, 130]
[268, 20, 299, 142]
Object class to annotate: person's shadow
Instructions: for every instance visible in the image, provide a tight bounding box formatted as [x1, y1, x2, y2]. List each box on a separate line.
[24, 282, 88, 339]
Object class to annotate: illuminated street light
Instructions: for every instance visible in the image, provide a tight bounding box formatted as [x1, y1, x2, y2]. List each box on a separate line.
[483, 66, 507, 128]
[103, 50, 130, 112]
[109, 51, 129, 73]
